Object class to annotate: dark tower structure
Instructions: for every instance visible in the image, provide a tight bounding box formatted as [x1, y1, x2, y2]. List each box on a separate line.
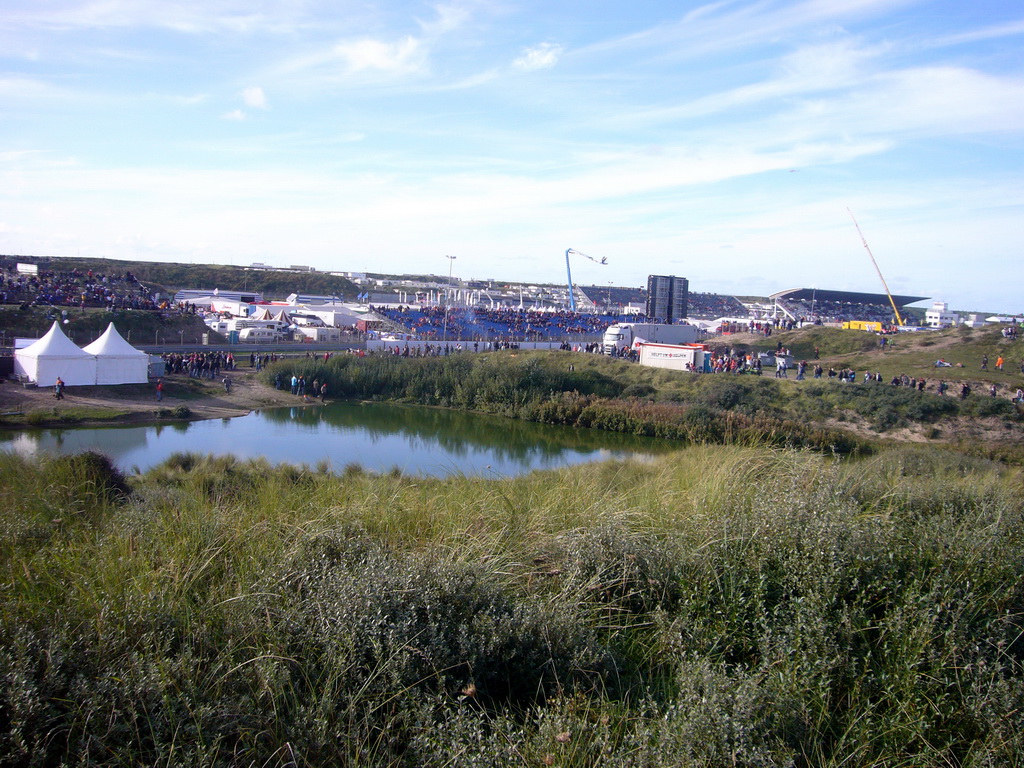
[645, 275, 689, 323]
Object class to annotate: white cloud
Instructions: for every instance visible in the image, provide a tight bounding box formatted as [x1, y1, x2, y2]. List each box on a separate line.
[334, 36, 424, 74]
[513, 43, 562, 72]
[221, 109, 246, 121]
[929, 17, 1024, 47]
[790, 66, 1024, 138]
[1, 1, 300, 35]
[418, 3, 472, 35]
[275, 34, 429, 84]
[243, 86, 267, 109]
[0, 75, 64, 100]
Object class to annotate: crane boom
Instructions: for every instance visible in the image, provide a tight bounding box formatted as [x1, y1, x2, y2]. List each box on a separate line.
[847, 209, 904, 327]
[565, 248, 607, 311]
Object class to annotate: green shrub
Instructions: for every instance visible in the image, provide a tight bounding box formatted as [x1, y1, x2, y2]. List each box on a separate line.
[960, 395, 1017, 419]
[47, 451, 131, 505]
[264, 533, 614, 709]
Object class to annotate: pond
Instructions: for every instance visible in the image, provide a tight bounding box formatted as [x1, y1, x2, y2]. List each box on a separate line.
[0, 401, 677, 477]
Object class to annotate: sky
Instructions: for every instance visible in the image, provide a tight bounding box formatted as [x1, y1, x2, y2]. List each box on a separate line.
[1, 1, 1023, 313]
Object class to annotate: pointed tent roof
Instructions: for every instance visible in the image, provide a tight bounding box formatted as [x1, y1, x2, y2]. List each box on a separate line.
[82, 323, 148, 358]
[271, 309, 292, 323]
[17, 321, 94, 359]
[251, 306, 275, 321]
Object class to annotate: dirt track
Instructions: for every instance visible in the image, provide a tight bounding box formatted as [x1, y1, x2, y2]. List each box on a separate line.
[0, 367, 302, 426]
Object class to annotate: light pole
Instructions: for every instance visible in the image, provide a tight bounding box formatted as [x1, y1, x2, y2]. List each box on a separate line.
[442, 255, 456, 351]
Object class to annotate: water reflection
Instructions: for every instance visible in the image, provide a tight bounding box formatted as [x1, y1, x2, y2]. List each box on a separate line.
[260, 402, 646, 462]
[0, 401, 675, 477]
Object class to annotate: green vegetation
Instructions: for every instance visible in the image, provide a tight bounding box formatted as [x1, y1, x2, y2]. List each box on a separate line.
[0, 401, 137, 428]
[269, 349, 1022, 451]
[2, 445, 1022, 766]
[771, 325, 1024, 386]
[3, 321, 1024, 763]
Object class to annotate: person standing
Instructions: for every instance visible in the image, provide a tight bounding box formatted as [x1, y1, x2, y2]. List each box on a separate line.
[53, 377, 65, 400]
[156, 378, 164, 401]
[320, 381, 328, 403]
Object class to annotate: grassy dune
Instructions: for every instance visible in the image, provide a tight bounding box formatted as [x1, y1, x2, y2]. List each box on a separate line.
[2, 445, 1023, 766]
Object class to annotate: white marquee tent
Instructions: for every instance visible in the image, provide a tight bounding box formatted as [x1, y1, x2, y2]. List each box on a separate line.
[82, 323, 150, 385]
[13, 322, 98, 387]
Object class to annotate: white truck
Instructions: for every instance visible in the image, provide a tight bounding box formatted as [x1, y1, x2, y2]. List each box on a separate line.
[602, 322, 701, 355]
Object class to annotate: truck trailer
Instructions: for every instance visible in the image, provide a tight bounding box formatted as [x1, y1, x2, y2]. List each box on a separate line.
[602, 322, 702, 355]
[637, 342, 708, 372]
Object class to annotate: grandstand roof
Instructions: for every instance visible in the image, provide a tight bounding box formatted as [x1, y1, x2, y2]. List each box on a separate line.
[770, 287, 928, 307]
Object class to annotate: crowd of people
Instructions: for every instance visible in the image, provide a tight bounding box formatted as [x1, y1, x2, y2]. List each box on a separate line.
[160, 351, 237, 378]
[686, 293, 747, 319]
[780, 298, 899, 326]
[0, 262, 156, 311]
[374, 305, 633, 342]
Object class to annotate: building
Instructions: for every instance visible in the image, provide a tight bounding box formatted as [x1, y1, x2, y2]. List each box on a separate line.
[173, 289, 263, 305]
[645, 275, 689, 323]
[925, 302, 959, 328]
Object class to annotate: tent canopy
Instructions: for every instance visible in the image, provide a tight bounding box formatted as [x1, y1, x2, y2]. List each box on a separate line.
[13, 321, 97, 387]
[82, 323, 150, 385]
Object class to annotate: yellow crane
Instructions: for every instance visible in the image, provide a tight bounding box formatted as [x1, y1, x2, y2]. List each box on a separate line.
[848, 208, 905, 327]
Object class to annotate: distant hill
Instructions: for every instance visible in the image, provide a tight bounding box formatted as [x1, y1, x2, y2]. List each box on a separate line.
[2, 255, 359, 303]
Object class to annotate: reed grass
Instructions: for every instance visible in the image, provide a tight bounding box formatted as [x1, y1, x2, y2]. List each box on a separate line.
[2, 444, 1023, 766]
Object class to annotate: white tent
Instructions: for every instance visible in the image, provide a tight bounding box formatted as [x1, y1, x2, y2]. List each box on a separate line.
[13, 321, 98, 387]
[82, 323, 150, 385]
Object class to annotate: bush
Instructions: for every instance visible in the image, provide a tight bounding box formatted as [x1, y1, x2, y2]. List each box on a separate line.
[264, 533, 614, 708]
[47, 450, 131, 506]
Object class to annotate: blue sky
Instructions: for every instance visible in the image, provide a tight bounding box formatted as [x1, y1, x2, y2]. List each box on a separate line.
[2, 0, 1023, 312]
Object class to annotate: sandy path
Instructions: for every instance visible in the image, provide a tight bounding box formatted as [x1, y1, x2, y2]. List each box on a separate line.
[0, 367, 302, 425]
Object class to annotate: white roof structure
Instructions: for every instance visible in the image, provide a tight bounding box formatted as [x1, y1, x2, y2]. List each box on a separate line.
[82, 323, 150, 385]
[13, 321, 98, 387]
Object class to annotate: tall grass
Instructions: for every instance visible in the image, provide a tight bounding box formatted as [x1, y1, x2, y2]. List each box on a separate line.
[1, 445, 1022, 766]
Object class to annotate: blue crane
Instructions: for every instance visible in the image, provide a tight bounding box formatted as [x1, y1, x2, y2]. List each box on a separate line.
[565, 248, 607, 311]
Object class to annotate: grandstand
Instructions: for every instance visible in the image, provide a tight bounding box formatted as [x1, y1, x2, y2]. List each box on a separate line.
[578, 285, 646, 312]
[686, 293, 748, 319]
[770, 288, 928, 325]
[1, 258, 157, 311]
[373, 306, 633, 342]
[577, 286, 747, 319]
